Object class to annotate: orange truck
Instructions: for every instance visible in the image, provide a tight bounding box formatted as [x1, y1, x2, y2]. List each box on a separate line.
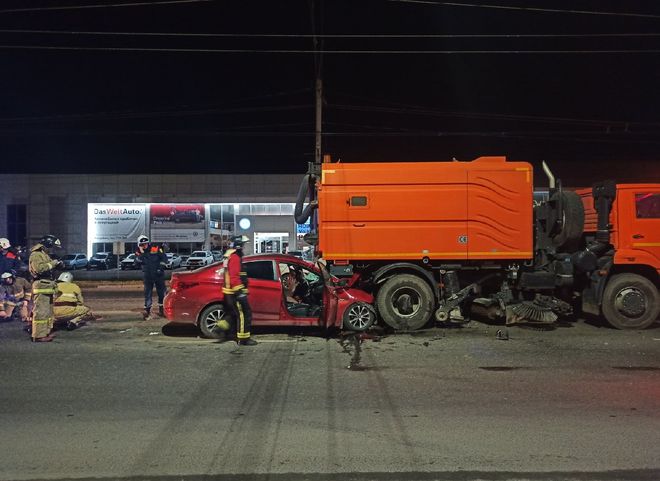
[295, 156, 660, 330]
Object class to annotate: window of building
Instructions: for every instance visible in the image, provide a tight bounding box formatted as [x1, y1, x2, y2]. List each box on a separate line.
[6, 204, 27, 247]
[635, 193, 660, 219]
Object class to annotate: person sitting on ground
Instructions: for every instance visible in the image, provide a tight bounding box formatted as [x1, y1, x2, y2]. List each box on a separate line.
[0, 271, 32, 322]
[53, 272, 95, 330]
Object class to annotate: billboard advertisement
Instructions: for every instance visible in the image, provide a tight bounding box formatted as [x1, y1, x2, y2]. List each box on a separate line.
[149, 204, 206, 242]
[88, 204, 147, 242]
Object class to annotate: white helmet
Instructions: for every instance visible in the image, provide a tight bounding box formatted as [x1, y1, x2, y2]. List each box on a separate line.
[137, 235, 150, 245]
[58, 272, 73, 283]
[0, 238, 10, 249]
[1, 271, 14, 280]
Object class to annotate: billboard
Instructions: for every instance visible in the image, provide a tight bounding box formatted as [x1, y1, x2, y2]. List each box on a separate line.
[149, 204, 206, 242]
[88, 204, 147, 242]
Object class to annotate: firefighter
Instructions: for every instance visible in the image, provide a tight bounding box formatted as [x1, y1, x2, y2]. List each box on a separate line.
[0, 271, 31, 322]
[0, 238, 21, 275]
[53, 272, 93, 330]
[28, 235, 63, 342]
[135, 234, 168, 320]
[219, 235, 257, 346]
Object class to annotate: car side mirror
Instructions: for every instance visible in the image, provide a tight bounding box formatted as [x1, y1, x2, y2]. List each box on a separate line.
[335, 279, 348, 288]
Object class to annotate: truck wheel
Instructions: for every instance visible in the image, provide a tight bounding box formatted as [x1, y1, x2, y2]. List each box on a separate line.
[343, 302, 376, 332]
[376, 274, 434, 330]
[551, 190, 584, 253]
[602, 273, 660, 330]
[198, 304, 227, 339]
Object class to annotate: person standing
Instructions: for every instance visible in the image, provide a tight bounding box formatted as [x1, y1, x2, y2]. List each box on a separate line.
[0, 238, 21, 275]
[28, 235, 63, 342]
[135, 235, 167, 320]
[53, 272, 93, 330]
[221, 235, 257, 346]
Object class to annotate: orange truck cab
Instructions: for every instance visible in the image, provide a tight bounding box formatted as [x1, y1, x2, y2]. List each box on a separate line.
[295, 157, 659, 331]
[576, 184, 660, 329]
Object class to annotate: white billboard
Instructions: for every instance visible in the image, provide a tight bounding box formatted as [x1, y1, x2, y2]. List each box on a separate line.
[88, 204, 147, 243]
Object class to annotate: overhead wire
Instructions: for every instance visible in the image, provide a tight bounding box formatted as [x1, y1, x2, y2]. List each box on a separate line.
[1, 29, 658, 39]
[386, 1, 660, 19]
[1, 45, 658, 53]
[0, 0, 213, 14]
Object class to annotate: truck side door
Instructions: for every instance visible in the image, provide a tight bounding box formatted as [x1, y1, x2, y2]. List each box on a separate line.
[616, 187, 660, 270]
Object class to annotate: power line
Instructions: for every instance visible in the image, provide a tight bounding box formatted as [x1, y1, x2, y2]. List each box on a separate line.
[2, 44, 659, 54]
[0, 0, 213, 14]
[386, 1, 660, 19]
[330, 92, 660, 128]
[2, 28, 660, 39]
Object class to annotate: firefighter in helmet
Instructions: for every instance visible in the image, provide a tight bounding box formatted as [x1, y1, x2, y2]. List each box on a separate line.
[28, 235, 63, 342]
[134, 234, 168, 320]
[0, 270, 32, 322]
[53, 272, 94, 330]
[218, 235, 256, 345]
[0, 238, 21, 275]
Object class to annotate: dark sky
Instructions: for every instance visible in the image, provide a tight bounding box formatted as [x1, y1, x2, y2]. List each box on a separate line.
[1, 0, 659, 185]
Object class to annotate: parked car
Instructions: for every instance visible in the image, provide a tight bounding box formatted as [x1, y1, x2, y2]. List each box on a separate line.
[211, 251, 224, 262]
[87, 252, 118, 270]
[62, 253, 88, 270]
[120, 253, 140, 270]
[185, 250, 215, 270]
[165, 253, 183, 269]
[180, 255, 190, 268]
[170, 210, 202, 223]
[164, 253, 375, 338]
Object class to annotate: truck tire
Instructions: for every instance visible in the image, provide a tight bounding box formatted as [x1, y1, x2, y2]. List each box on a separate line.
[602, 273, 660, 330]
[198, 303, 227, 339]
[551, 190, 584, 253]
[376, 274, 434, 330]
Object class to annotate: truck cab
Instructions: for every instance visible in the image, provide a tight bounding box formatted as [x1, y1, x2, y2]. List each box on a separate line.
[578, 184, 660, 329]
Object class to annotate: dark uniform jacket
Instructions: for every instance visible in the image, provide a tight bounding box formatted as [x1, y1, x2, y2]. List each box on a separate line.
[135, 244, 168, 279]
[0, 250, 21, 276]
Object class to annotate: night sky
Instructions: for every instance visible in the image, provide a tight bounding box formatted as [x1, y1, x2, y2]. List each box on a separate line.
[1, 0, 659, 186]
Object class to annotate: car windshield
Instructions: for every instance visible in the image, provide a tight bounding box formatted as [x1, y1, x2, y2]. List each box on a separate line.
[124, 254, 134, 260]
[63, 254, 76, 260]
[191, 251, 207, 257]
[93, 254, 108, 259]
[167, 253, 175, 258]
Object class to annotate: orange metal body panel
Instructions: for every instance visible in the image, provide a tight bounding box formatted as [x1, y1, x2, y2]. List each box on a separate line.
[318, 157, 533, 262]
[578, 184, 660, 273]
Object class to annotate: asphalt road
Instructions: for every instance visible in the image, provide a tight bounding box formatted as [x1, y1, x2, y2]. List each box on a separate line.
[0, 287, 659, 481]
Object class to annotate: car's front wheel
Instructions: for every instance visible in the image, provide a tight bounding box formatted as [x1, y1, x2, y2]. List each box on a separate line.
[343, 302, 376, 332]
[198, 303, 227, 339]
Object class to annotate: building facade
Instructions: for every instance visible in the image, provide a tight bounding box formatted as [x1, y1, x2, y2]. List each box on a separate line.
[0, 173, 304, 257]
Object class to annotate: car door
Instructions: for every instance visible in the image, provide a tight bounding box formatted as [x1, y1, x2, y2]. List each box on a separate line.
[318, 262, 339, 329]
[242, 259, 281, 320]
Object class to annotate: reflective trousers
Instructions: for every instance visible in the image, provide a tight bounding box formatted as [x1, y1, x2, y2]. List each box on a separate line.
[31, 280, 58, 340]
[54, 304, 91, 325]
[223, 293, 252, 340]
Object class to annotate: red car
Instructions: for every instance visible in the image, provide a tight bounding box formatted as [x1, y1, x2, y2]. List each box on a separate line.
[164, 253, 375, 338]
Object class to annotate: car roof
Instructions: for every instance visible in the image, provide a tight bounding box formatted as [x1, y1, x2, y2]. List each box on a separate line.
[243, 253, 316, 268]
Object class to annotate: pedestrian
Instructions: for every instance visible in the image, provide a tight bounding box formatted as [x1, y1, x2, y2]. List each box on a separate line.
[135, 235, 167, 320]
[0, 238, 21, 275]
[219, 235, 257, 346]
[53, 272, 93, 330]
[28, 235, 63, 342]
[0, 271, 32, 322]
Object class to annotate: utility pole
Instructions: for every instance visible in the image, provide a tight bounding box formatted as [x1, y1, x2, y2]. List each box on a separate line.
[315, 76, 322, 166]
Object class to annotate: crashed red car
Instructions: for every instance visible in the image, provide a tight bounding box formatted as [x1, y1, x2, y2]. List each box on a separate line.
[164, 253, 375, 338]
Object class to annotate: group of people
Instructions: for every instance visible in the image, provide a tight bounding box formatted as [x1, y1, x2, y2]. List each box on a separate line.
[2, 232, 256, 346]
[1, 235, 94, 342]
